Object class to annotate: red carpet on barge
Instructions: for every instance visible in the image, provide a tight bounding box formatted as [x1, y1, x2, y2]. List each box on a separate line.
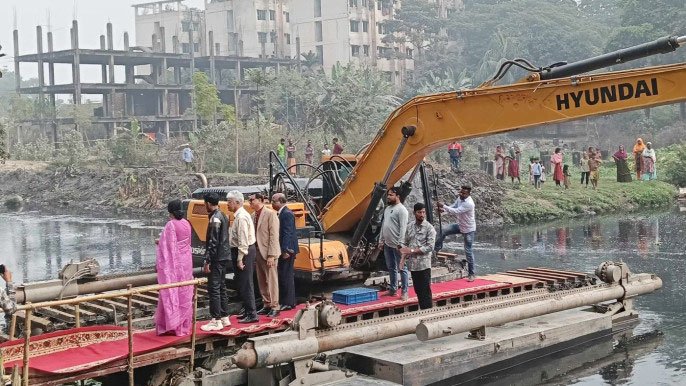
[0, 278, 508, 375]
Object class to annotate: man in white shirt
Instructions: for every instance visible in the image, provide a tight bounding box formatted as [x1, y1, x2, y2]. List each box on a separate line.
[436, 185, 477, 281]
[227, 190, 259, 323]
[182, 145, 194, 171]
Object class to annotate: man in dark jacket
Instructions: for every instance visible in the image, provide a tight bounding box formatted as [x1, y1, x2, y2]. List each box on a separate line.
[271, 193, 298, 310]
[201, 192, 232, 331]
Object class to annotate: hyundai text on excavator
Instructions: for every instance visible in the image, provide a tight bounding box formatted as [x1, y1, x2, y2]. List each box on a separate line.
[182, 35, 686, 285]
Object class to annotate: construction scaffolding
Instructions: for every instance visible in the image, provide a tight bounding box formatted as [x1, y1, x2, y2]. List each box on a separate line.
[13, 18, 293, 143]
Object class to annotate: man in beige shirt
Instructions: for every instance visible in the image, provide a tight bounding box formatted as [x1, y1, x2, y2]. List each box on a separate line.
[226, 190, 258, 323]
[249, 193, 281, 318]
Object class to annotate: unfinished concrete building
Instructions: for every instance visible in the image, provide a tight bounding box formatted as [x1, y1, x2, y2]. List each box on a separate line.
[14, 3, 292, 143]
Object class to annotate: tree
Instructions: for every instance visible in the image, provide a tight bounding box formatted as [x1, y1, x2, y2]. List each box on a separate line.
[605, 0, 686, 67]
[192, 72, 221, 125]
[246, 69, 274, 169]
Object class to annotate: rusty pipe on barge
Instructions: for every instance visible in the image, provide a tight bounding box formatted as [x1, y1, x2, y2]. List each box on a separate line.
[15, 267, 205, 303]
[231, 262, 662, 369]
[416, 271, 662, 341]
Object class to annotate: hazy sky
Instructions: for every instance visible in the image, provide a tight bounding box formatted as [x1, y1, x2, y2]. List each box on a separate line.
[0, 0, 205, 80]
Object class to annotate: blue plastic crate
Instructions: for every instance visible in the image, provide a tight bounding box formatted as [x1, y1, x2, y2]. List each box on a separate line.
[332, 287, 379, 305]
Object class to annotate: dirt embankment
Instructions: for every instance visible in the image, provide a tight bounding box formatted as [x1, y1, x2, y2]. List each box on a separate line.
[1, 161, 508, 225]
[415, 168, 508, 227]
[0, 161, 268, 218]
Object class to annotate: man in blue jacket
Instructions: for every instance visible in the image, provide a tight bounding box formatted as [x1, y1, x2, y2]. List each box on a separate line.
[271, 193, 299, 310]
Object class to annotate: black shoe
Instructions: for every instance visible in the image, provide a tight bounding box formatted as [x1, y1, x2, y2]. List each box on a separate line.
[280, 305, 294, 311]
[267, 309, 281, 318]
[256, 307, 271, 315]
[238, 315, 259, 324]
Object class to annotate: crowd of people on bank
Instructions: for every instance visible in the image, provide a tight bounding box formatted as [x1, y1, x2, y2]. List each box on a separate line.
[492, 137, 657, 191]
[152, 181, 478, 335]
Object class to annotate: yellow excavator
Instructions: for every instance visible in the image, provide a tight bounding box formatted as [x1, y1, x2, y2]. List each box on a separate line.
[184, 35, 686, 283]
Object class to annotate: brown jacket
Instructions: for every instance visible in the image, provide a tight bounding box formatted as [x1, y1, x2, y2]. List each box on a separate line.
[252, 207, 280, 259]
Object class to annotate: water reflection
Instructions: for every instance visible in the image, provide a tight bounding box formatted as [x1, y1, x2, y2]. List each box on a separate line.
[467, 210, 686, 385]
[0, 213, 161, 283]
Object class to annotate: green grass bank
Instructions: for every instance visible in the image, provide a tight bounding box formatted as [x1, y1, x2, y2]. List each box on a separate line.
[502, 166, 677, 223]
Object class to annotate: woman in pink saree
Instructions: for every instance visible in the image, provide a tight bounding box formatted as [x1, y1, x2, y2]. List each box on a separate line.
[155, 199, 194, 336]
[551, 147, 564, 187]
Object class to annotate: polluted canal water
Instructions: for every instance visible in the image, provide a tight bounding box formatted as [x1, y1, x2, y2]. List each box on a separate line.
[0, 210, 684, 385]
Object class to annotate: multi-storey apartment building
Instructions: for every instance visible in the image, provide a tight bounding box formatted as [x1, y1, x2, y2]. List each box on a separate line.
[204, 0, 291, 58]
[134, 0, 291, 59]
[290, 0, 415, 87]
[134, 0, 205, 55]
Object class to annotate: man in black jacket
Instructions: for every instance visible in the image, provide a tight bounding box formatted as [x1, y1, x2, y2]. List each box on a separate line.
[200, 193, 232, 331]
[272, 193, 298, 310]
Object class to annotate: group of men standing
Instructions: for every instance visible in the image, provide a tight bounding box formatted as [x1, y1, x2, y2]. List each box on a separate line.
[200, 191, 298, 331]
[277, 138, 345, 174]
[379, 185, 477, 310]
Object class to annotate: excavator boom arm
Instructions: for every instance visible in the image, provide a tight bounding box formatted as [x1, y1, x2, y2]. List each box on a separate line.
[322, 62, 686, 233]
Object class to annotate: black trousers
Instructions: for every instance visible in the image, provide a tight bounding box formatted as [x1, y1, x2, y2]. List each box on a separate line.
[411, 269, 433, 310]
[581, 171, 590, 185]
[278, 254, 296, 307]
[208, 259, 230, 319]
[232, 245, 257, 317]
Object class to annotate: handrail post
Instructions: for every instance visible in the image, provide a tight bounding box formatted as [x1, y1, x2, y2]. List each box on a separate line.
[9, 314, 17, 340]
[189, 283, 199, 373]
[74, 304, 81, 328]
[126, 284, 134, 386]
[22, 306, 32, 386]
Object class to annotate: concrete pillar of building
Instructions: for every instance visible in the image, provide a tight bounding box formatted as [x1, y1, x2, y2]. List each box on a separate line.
[160, 27, 166, 53]
[100, 35, 108, 84]
[152, 33, 158, 52]
[209, 31, 216, 85]
[295, 36, 301, 73]
[107, 23, 114, 50]
[172, 36, 179, 54]
[13, 30, 21, 93]
[47, 31, 57, 137]
[124, 32, 130, 51]
[71, 20, 82, 105]
[36, 25, 45, 133]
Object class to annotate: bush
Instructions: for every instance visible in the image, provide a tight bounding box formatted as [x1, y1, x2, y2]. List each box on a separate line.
[53, 130, 87, 168]
[11, 136, 54, 161]
[660, 144, 686, 187]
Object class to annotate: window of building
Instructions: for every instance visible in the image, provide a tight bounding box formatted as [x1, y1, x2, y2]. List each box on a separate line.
[363, 45, 370, 56]
[349, 0, 358, 7]
[285, 11, 290, 22]
[315, 21, 323, 42]
[406, 48, 413, 58]
[351, 45, 360, 57]
[258, 32, 267, 43]
[257, 10, 267, 20]
[285, 33, 291, 45]
[362, 21, 369, 32]
[182, 43, 190, 53]
[350, 20, 359, 32]
[362, 0, 368, 7]
[270, 31, 276, 43]
[316, 45, 324, 65]
[377, 23, 386, 34]
[269, 10, 276, 20]
[314, 0, 322, 17]
[377, 46, 388, 57]
[377, 1, 382, 10]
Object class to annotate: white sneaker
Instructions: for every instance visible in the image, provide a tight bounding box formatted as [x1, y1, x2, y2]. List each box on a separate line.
[221, 317, 232, 327]
[200, 319, 224, 332]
